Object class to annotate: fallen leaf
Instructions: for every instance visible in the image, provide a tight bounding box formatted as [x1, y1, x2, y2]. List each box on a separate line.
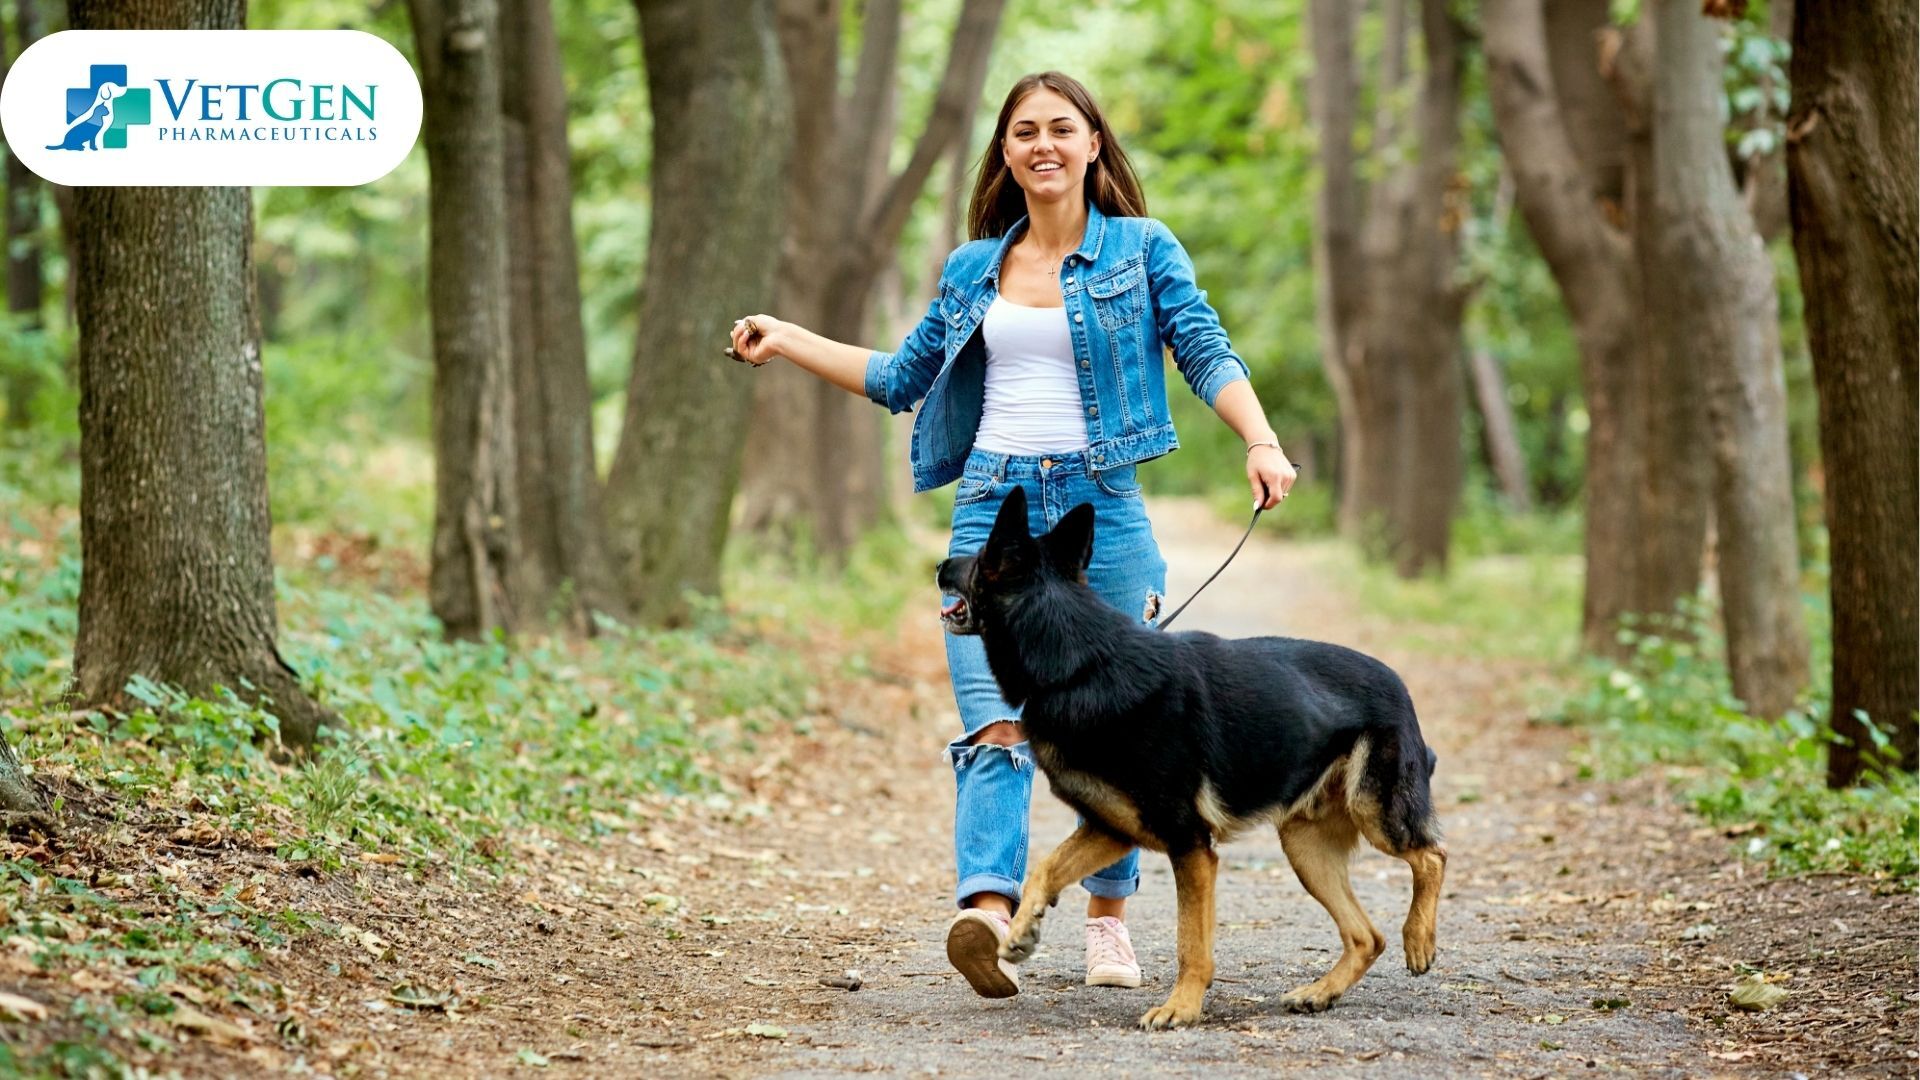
[0, 991, 48, 1022]
[357, 852, 402, 865]
[518, 1048, 551, 1067]
[744, 1023, 788, 1039]
[388, 985, 458, 1011]
[70, 970, 121, 992]
[1730, 976, 1788, 1012]
[170, 1004, 252, 1044]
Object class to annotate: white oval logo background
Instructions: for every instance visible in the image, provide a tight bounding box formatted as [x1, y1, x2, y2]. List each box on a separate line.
[0, 30, 421, 186]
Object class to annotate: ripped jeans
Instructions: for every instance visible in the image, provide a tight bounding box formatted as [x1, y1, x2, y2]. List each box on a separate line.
[941, 447, 1168, 909]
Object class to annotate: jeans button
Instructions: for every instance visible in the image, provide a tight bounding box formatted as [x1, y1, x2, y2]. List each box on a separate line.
[1041, 458, 1053, 469]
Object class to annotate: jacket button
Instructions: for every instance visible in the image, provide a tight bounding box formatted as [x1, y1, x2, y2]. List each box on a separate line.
[1087, 406, 1098, 416]
[1064, 277, 1075, 286]
[1073, 312, 1084, 323]
[1081, 360, 1090, 369]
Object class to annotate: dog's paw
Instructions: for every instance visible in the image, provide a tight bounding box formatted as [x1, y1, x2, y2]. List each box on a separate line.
[1404, 931, 1436, 975]
[1279, 982, 1341, 1014]
[1138, 999, 1203, 1030]
[999, 914, 1042, 964]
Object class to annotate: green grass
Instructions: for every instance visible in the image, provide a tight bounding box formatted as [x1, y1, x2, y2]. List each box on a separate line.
[1547, 599, 1917, 882]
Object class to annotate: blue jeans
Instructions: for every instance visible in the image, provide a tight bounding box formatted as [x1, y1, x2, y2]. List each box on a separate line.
[941, 447, 1168, 910]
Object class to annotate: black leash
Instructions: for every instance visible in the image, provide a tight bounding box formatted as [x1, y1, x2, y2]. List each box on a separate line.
[1153, 502, 1265, 632]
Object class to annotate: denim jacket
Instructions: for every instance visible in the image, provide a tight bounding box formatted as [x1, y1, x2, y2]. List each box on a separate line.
[863, 199, 1250, 493]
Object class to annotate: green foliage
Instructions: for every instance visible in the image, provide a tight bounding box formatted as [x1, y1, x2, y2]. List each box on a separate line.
[1, 516, 901, 879]
[262, 335, 431, 547]
[1350, 542, 1583, 662]
[1549, 598, 1918, 881]
[0, 520, 79, 702]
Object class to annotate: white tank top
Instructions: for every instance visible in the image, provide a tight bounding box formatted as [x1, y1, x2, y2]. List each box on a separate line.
[973, 295, 1090, 455]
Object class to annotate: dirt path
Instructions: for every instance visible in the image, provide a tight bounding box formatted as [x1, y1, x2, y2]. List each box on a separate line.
[224, 497, 1911, 1078]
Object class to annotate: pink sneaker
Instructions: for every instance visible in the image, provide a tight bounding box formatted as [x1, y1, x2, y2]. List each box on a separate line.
[946, 908, 1020, 998]
[1085, 915, 1142, 988]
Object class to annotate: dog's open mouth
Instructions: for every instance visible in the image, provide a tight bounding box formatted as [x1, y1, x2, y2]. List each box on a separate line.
[940, 597, 978, 634]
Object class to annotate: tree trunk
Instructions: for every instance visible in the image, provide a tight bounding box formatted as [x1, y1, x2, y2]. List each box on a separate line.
[499, 0, 623, 631]
[0, 722, 52, 833]
[1486, 0, 1656, 657]
[1743, 0, 1793, 242]
[736, 0, 1007, 560]
[410, 0, 520, 641]
[2, 0, 47, 429]
[1311, 0, 1465, 574]
[1467, 348, 1533, 511]
[602, 0, 790, 627]
[68, 5, 336, 754]
[1650, 0, 1808, 717]
[1384, 0, 1467, 577]
[1786, 0, 1918, 782]
[1606, 18, 1714, 626]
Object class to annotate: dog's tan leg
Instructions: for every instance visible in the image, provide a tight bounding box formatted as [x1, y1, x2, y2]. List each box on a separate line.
[1138, 845, 1217, 1029]
[1278, 816, 1383, 1013]
[1351, 811, 1448, 976]
[1001, 825, 1131, 964]
[1398, 844, 1446, 974]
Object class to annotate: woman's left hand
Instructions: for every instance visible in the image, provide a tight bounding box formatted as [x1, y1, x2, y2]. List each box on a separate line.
[1247, 443, 1297, 510]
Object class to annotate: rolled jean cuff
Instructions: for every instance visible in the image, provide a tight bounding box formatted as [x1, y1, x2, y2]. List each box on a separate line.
[1081, 869, 1140, 900]
[955, 872, 1023, 910]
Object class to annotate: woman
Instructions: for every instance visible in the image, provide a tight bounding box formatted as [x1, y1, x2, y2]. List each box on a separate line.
[727, 71, 1296, 1000]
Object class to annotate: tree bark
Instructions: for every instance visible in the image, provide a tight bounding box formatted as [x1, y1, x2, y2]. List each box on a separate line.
[2, 0, 47, 428]
[1605, 19, 1714, 627]
[0, 722, 52, 833]
[1308, 0, 1364, 533]
[735, 0, 1007, 560]
[67, 1, 335, 756]
[499, 0, 623, 631]
[601, 0, 789, 626]
[1384, 0, 1467, 577]
[1650, 0, 1808, 717]
[410, 0, 520, 641]
[1786, 0, 1918, 781]
[1311, 0, 1465, 575]
[1486, 0, 1660, 657]
[1467, 348, 1533, 511]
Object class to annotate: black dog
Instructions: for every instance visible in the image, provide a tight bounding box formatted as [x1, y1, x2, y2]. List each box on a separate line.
[936, 487, 1446, 1029]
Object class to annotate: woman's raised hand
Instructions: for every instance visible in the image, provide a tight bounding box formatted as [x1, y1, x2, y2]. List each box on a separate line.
[725, 314, 786, 367]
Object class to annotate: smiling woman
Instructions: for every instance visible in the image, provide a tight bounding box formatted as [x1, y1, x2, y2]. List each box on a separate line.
[724, 68, 1297, 1004]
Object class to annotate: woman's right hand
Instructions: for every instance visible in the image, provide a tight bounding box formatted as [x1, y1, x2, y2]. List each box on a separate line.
[726, 314, 787, 367]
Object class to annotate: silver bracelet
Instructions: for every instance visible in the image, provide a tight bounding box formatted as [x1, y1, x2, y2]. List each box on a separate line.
[1245, 440, 1281, 455]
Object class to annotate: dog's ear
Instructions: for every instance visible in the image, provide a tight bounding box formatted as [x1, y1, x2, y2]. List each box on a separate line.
[989, 486, 1029, 540]
[981, 487, 1033, 581]
[1043, 502, 1095, 578]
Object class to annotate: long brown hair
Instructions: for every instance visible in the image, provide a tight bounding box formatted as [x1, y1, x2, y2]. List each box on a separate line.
[965, 72, 1147, 241]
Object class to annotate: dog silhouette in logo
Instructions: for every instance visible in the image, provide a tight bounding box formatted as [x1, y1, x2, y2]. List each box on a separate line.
[47, 82, 121, 151]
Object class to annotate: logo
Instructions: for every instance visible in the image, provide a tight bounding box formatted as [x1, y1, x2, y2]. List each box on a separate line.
[49, 64, 150, 151]
[1, 31, 421, 186]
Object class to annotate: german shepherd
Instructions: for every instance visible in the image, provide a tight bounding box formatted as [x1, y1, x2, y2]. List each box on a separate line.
[935, 488, 1446, 1029]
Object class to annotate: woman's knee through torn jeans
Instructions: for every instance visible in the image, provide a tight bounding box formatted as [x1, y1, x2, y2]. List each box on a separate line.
[941, 447, 1167, 910]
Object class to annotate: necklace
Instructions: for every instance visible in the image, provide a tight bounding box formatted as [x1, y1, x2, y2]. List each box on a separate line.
[1027, 233, 1081, 278]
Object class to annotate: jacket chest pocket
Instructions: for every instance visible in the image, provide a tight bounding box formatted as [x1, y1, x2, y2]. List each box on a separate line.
[1086, 265, 1144, 331]
[941, 290, 971, 329]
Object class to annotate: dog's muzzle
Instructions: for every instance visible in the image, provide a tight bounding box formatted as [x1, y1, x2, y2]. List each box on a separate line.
[939, 596, 980, 635]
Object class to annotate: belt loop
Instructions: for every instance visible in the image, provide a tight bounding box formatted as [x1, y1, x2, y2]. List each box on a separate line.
[996, 453, 1008, 482]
